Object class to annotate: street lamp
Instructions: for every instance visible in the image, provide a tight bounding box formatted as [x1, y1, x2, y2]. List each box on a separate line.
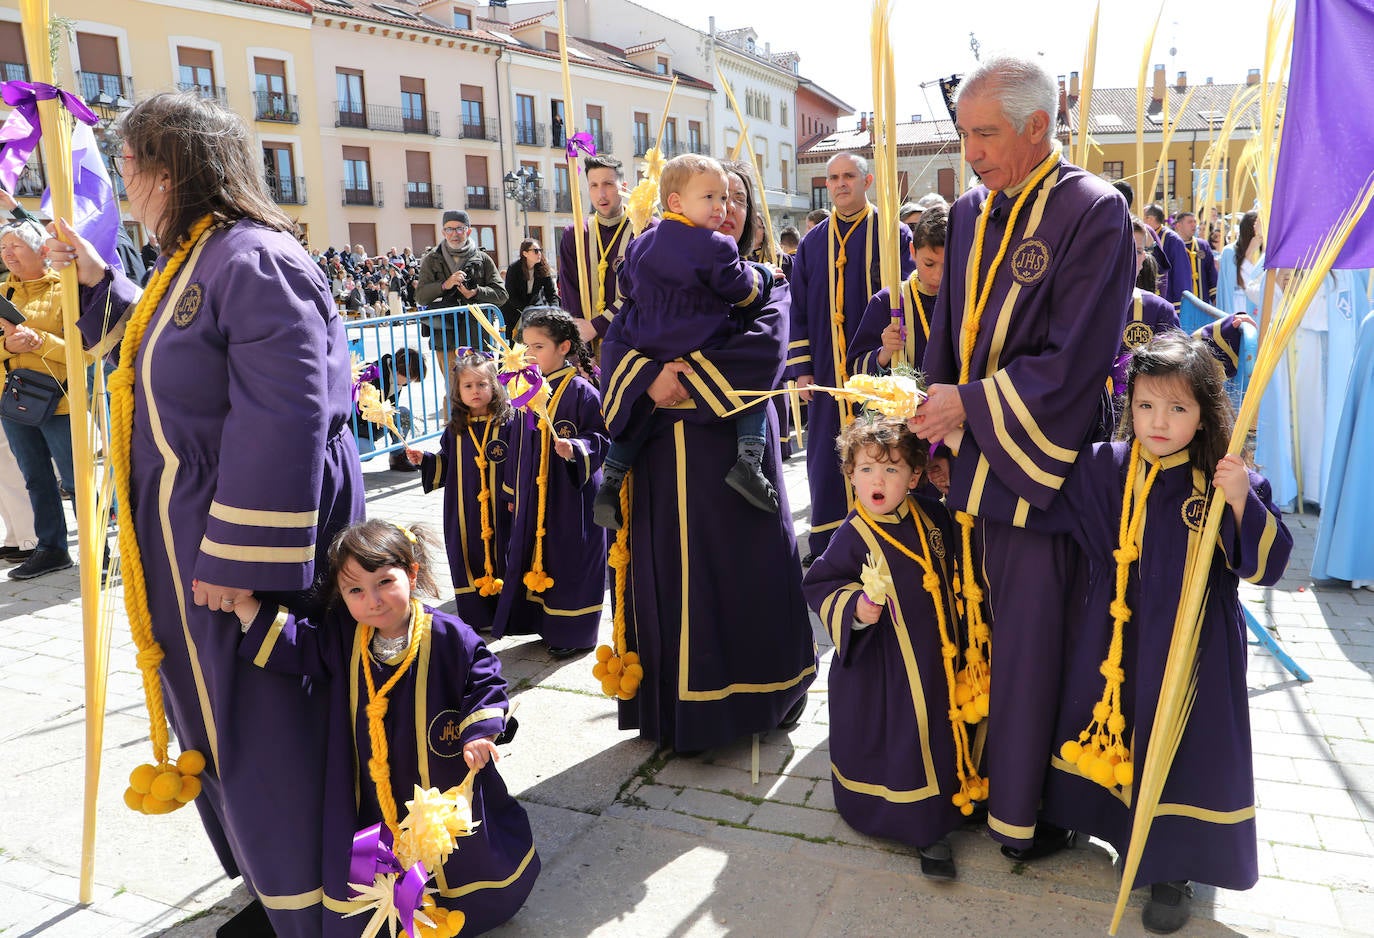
[503, 166, 543, 240]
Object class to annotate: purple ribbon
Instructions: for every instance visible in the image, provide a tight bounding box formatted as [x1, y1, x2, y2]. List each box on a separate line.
[347, 823, 428, 936]
[565, 131, 596, 164]
[498, 365, 544, 409]
[0, 81, 99, 192]
[352, 362, 380, 403]
[1110, 351, 1132, 396]
[453, 346, 492, 361]
[891, 292, 906, 345]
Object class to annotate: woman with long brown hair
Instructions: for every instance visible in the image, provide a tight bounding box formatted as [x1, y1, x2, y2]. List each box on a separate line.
[47, 91, 363, 938]
[500, 237, 557, 341]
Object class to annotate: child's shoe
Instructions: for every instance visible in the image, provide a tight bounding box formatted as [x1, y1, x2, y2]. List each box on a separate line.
[725, 458, 779, 513]
[593, 479, 625, 530]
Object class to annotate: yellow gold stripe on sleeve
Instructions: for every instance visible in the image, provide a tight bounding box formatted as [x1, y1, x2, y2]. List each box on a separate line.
[458, 707, 506, 734]
[1156, 802, 1255, 824]
[604, 353, 652, 425]
[1244, 512, 1279, 584]
[683, 368, 728, 417]
[688, 352, 746, 409]
[982, 378, 1067, 491]
[991, 370, 1079, 464]
[252, 606, 291, 668]
[209, 503, 320, 528]
[199, 539, 315, 563]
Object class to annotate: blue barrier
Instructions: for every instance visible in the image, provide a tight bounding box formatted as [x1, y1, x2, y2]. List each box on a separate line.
[344, 304, 506, 460]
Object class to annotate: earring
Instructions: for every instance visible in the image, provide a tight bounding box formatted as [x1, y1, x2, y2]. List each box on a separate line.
[159, 184, 166, 192]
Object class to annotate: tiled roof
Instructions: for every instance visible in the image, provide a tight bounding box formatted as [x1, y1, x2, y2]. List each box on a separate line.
[314, 0, 494, 43]
[234, 0, 314, 14]
[623, 38, 664, 56]
[1067, 80, 1284, 135]
[799, 119, 958, 158]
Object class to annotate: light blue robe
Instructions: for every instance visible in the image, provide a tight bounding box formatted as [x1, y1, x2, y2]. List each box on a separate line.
[1313, 311, 1374, 583]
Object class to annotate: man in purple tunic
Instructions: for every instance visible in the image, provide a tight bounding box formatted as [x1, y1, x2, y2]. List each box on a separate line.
[915, 54, 1135, 859]
[557, 155, 641, 345]
[1173, 210, 1218, 305]
[1144, 203, 1192, 309]
[789, 153, 914, 559]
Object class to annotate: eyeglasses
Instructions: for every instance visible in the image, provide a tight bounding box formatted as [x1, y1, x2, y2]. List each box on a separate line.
[525, 247, 543, 253]
[443, 226, 467, 234]
[111, 152, 132, 179]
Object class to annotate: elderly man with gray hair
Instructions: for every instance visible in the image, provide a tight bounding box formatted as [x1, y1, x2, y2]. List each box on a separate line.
[913, 52, 1135, 874]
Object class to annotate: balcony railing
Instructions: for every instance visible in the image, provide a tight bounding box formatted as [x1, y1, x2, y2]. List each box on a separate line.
[77, 72, 134, 108]
[662, 140, 687, 158]
[254, 90, 300, 124]
[266, 175, 307, 205]
[406, 184, 443, 209]
[342, 181, 384, 207]
[14, 163, 44, 198]
[591, 129, 613, 153]
[553, 191, 572, 214]
[688, 139, 710, 156]
[514, 121, 547, 147]
[465, 186, 496, 211]
[334, 102, 440, 136]
[177, 82, 228, 105]
[633, 135, 650, 157]
[1, 62, 29, 83]
[460, 115, 498, 141]
[509, 188, 550, 213]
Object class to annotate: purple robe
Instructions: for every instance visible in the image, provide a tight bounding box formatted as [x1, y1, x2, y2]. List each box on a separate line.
[616, 216, 765, 360]
[419, 415, 513, 631]
[556, 215, 642, 339]
[802, 496, 963, 849]
[923, 152, 1134, 850]
[601, 278, 816, 751]
[1185, 235, 1218, 306]
[789, 207, 915, 555]
[239, 604, 539, 935]
[847, 277, 935, 378]
[973, 443, 1291, 890]
[1150, 225, 1193, 307]
[77, 221, 365, 937]
[494, 367, 607, 647]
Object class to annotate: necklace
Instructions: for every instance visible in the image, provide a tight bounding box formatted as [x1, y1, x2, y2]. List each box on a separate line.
[370, 631, 410, 662]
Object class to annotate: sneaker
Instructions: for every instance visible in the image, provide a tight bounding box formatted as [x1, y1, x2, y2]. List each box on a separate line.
[724, 458, 779, 513]
[0, 545, 34, 564]
[9, 548, 74, 580]
[1142, 881, 1192, 934]
[592, 481, 624, 530]
[388, 453, 419, 473]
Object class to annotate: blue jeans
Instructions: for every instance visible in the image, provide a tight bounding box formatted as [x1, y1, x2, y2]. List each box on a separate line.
[1, 413, 75, 553]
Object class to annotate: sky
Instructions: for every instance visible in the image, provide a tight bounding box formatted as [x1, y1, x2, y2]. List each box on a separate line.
[626, 0, 1283, 127]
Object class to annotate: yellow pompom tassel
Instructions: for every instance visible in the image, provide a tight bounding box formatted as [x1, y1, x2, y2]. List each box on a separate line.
[125, 749, 207, 814]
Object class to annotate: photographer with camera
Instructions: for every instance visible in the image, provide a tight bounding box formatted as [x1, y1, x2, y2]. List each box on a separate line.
[417, 210, 507, 418]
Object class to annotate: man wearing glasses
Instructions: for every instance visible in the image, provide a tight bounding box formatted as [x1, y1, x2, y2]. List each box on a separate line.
[416, 210, 508, 419]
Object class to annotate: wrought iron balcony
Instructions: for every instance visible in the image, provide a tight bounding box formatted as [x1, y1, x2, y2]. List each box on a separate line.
[465, 186, 496, 211]
[591, 129, 613, 153]
[266, 175, 307, 205]
[77, 72, 134, 108]
[633, 135, 650, 157]
[689, 139, 710, 156]
[514, 121, 547, 147]
[406, 183, 443, 209]
[334, 102, 440, 136]
[177, 82, 228, 105]
[662, 140, 688, 158]
[460, 116, 498, 141]
[254, 91, 300, 124]
[553, 191, 572, 214]
[342, 181, 384, 207]
[14, 163, 44, 198]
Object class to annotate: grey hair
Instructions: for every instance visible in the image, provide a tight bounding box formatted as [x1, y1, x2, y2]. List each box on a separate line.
[828, 152, 870, 176]
[2, 219, 47, 255]
[955, 54, 1057, 135]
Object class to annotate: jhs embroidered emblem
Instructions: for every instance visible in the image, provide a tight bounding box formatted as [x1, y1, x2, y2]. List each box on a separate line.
[172, 283, 204, 327]
[1122, 321, 1155, 349]
[427, 709, 466, 758]
[1181, 494, 1207, 531]
[929, 527, 946, 561]
[554, 419, 577, 440]
[1010, 239, 1052, 286]
[485, 439, 507, 463]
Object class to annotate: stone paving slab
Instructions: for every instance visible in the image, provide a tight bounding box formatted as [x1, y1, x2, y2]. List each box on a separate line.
[2, 457, 1372, 936]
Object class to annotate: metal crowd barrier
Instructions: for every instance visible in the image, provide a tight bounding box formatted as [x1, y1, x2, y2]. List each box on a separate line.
[344, 304, 507, 460]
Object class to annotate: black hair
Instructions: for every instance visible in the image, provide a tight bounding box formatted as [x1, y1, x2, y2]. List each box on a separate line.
[583, 155, 623, 178]
[911, 205, 948, 252]
[1143, 203, 1167, 224]
[1235, 211, 1259, 289]
[1113, 179, 1134, 208]
[518, 306, 597, 385]
[1118, 330, 1241, 472]
[325, 519, 441, 607]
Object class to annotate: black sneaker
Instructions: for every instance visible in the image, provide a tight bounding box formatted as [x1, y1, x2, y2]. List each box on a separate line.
[592, 481, 624, 530]
[724, 458, 779, 513]
[1142, 881, 1192, 934]
[9, 549, 73, 580]
[0, 545, 34, 564]
[388, 452, 419, 473]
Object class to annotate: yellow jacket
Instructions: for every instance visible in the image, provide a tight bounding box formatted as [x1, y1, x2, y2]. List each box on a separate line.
[0, 269, 70, 416]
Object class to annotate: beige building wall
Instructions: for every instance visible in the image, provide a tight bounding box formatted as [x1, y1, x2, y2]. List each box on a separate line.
[309, 10, 501, 255]
[0, 0, 325, 240]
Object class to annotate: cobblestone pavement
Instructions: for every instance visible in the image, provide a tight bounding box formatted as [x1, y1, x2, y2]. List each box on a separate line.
[1, 451, 1371, 937]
